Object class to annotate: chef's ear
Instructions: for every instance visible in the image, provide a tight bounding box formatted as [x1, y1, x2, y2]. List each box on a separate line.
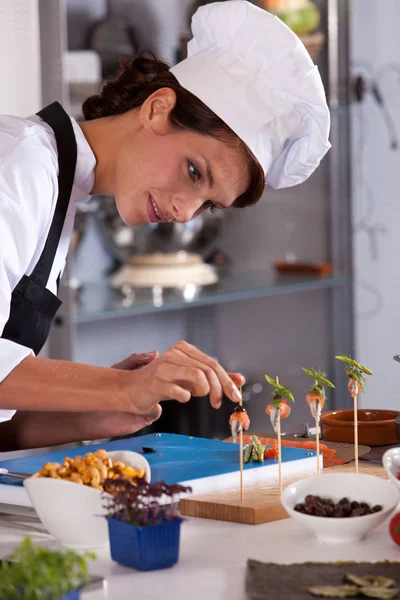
[139, 88, 177, 135]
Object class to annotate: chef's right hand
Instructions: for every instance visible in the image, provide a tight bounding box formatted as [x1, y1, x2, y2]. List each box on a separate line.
[128, 340, 244, 416]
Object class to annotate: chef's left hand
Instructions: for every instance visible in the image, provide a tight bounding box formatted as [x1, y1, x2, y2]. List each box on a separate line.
[8, 407, 162, 450]
[107, 351, 162, 431]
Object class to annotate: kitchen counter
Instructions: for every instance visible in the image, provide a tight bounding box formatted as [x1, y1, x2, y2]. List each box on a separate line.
[0, 507, 399, 600]
[0, 460, 398, 599]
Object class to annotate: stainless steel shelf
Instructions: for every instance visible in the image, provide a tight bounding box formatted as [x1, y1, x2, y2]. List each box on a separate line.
[75, 270, 350, 324]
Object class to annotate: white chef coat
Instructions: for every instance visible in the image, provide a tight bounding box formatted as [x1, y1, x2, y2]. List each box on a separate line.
[0, 111, 96, 422]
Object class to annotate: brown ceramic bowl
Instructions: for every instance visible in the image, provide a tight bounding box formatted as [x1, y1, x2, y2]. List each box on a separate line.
[321, 409, 400, 446]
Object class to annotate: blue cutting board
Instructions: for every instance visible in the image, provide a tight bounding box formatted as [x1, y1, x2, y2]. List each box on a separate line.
[0, 433, 318, 505]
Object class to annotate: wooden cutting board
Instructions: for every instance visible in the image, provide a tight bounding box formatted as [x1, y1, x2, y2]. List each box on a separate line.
[180, 462, 388, 525]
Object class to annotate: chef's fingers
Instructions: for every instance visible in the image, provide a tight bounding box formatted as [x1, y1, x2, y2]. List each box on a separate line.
[142, 403, 162, 422]
[111, 351, 159, 370]
[161, 352, 223, 408]
[156, 362, 216, 403]
[228, 372, 246, 389]
[172, 341, 242, 405]
[164, 384, 192, 404]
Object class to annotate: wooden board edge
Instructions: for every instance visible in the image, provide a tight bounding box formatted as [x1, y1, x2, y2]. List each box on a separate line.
[180, 497, 289, 525]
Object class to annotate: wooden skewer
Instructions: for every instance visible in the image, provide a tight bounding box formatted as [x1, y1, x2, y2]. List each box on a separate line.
[315, 379, 321, 475]
[354, 394, 359, 473]
[276, 376, 283, 493]
[277, 416, 282, 493]
[239, 389, 244, 502]
[315, 418, 320, 475]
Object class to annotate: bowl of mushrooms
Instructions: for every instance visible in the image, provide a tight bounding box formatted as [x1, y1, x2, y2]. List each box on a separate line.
[24, 449, 151, 550]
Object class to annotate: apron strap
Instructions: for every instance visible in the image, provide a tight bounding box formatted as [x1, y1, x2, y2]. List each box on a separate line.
[31, 101, 77, 287]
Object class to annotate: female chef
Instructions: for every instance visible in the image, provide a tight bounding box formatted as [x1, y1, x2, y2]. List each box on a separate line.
[0, 1, 330, 451]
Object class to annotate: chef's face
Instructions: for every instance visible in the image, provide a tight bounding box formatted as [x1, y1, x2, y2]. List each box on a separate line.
[112, 88, 250, 226]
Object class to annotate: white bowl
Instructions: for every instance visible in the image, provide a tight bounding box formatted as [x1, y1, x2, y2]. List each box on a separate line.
[24, 450, 150, 550]
[281, 472, 400, 544]
[383, 447, 400, 491]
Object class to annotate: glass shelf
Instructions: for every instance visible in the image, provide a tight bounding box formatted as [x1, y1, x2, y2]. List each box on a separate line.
[75, 270, 350, 324]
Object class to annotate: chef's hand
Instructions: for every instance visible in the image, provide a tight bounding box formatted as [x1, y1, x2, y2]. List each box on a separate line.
[8, 408, 162, 450]
[110, 350, 162, 424]
[128, 340, 245, 416]
[7, 353, 162, 449]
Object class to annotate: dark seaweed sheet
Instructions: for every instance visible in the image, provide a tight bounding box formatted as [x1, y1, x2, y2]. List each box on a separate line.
[245, 560, 400, 600]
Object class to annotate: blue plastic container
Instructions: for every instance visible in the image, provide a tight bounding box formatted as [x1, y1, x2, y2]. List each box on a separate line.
[107, 516, 183, 571]
[0, 590, 79, 600]
[58, 592, 80, 600]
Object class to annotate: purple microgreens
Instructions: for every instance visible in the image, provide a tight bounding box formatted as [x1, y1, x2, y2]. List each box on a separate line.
[103, 478, 192, 527]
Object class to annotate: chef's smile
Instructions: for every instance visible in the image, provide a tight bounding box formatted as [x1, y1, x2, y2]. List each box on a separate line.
[147, 195, 169, 223]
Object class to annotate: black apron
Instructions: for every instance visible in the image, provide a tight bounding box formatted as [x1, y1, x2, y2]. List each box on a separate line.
[1, 102, 77, 355]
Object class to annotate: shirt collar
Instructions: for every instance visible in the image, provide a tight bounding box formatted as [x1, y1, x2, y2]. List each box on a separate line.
[71, 117, 96, 201]
[30, 111, 97, 203]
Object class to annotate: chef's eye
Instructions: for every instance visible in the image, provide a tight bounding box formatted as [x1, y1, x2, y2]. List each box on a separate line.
[203, 200, 217, 214]
[188, 160, 201, 182]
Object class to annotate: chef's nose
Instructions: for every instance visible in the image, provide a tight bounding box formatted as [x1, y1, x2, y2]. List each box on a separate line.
[171, 197, 203, 223]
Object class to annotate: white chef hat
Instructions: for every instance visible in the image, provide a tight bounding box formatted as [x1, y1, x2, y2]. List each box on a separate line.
[170, 0, 331, 189]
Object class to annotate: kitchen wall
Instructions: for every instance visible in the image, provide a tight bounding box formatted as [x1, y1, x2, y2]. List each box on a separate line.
[350, 0, 400, 410]
[0, 0, 42, 115]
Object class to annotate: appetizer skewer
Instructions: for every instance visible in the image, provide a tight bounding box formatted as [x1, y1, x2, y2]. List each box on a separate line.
[265, 375, 295, 492]
[302, 368, 335, 475]
[229, 391, 248, 502]
[335, 355, 373, 473]
[265, 399, 291, 432]
[229, 405, 250, 443]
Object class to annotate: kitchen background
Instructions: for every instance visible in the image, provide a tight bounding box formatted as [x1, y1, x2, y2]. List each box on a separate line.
[0, 0, 398, 438]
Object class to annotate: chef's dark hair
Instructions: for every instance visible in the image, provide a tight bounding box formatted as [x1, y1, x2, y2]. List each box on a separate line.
[82, 53, 265, 208]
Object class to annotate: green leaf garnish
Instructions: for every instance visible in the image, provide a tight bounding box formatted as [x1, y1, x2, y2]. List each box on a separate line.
[302, 367, 335, 388]
[350, 370, 365, 385]
[308, 383, 327, 398]
[335, 355, 373, 375]
[265, 374, 295, 403]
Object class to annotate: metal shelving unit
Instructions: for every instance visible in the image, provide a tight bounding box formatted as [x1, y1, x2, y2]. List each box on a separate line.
[75, 272, 349, 323]
[326, 0, 354, 407]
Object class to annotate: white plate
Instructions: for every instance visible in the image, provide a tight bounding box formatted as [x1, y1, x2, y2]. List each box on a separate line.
[23, 450, 150, 550]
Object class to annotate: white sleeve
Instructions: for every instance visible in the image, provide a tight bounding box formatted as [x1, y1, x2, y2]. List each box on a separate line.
[0, 142, 57, 421]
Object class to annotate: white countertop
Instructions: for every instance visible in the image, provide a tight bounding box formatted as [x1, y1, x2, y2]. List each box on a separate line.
[1, 514, 399, 600]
